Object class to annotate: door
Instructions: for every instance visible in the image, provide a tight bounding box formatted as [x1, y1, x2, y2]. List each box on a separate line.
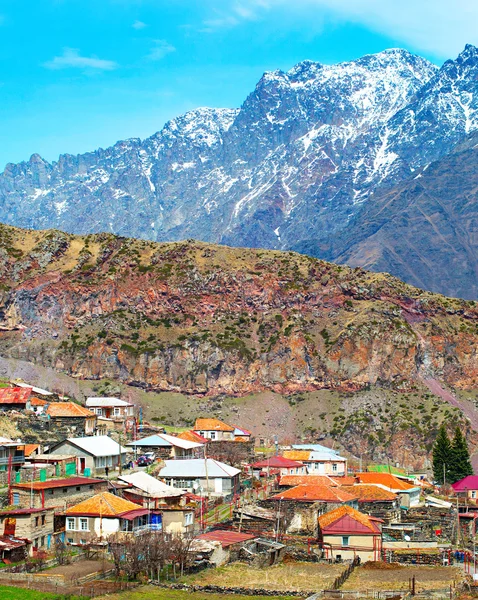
[79, 458, 86, 474]
[214, 478, 222, 494]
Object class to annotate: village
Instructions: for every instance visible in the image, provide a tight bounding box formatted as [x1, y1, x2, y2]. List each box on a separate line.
[0, 381, 476, 600]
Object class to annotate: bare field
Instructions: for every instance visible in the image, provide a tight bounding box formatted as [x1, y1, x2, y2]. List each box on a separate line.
[342, 564, 463, 592]
[182, 561, 347, 592]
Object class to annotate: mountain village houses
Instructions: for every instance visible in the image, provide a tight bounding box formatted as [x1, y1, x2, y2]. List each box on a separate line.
[0, 379, 474, 574]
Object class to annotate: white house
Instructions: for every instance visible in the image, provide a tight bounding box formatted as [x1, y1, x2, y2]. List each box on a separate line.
[85, 398, 135, 419]
[159, 458, 241, 497]
[127, 433, 203, 459]
[49, 435, 128, 476]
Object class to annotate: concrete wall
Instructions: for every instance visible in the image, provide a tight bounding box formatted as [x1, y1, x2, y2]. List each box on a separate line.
[323, 534, 381, 561]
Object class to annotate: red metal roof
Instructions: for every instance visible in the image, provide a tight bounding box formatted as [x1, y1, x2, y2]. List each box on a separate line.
[0, 535, 30, 550]
[319, 505, 383, 535]
[0, 387, 32, 405]
[452, 476, 478, 492]
[252, 456, 304, 469]
[121, 508, 150, 521]
[0, 508, 51, 516]
[11, 477, 105, 491]
[196, 530, 255, 548]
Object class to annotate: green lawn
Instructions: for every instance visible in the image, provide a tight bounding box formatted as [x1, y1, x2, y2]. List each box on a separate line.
[0, 585, 85, 599]
[100, 587, 298, 600]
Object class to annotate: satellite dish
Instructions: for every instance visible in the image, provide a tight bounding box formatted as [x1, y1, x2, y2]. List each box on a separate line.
[404, 535, 411, 542]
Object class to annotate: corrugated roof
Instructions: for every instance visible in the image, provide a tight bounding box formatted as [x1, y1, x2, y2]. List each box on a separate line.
[292, 444, 339, 455]
[356, 472, 416, 491]
[86, 397, 134, 408]
[46, 402, 95, 418]
[61, 435, 128, 457]
[196, 530, 255, 548]
[452, 475, 478, 491]
[319, 505, 382, 533]
[0, 387, 31, 405]
[252, 456, 304, 469]
[118, 472, 184, 497]
[15, 382, 53, 396]
[0, 437, 21, 448]
[24, 444, 40, 457]
[66, 491, 143, 517]
[342, 485, 397, 502]
[279, 475, 338, 487]
[160, 458, 240, 478]
[367, 464, 407, 476]
[12, 476, 105, 491]
[194, 418, 235, 432]
[127, 433, 202, 450]
[271, 484, 358, 503]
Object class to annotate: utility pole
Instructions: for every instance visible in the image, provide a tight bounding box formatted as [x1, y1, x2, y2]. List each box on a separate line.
[118, 433, 122, 476]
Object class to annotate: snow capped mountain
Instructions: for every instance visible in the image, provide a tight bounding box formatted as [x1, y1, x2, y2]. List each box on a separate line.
[1, 46, 478, 296]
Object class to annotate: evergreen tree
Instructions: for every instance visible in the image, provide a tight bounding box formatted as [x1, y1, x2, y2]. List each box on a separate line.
[432, 425, 452, 485]
[449, 426, 473, 483]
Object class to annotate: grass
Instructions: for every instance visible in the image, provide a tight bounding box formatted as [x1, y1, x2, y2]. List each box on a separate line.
[99, 587, 298, 600]
[182, 561, 346, 592]
[342, 565, 463, 592]
[0, 585, 85, 599]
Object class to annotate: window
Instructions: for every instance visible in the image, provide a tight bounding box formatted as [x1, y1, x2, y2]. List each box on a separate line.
[80, 539, 87, 545]
[49, 490, 54, 495]
[342, 536, 349, 546]
[67, 518, 75, 531]
[184, 513, 193, 526]
[80, 518, 88, 531]
[67, 538, 73, 544]
[35, 517, 39, 527]
[76, 487, 81, 491]
[63, 488, 68, 494]
[41, 515, 45, 525]
[40, 536, 45, 547]
[332, 463, 338, 472]
[114, 407, 121, 416]
[12, 493, 20, 506]
[472, 491, 477, 499]
[210, 431, 216, 440]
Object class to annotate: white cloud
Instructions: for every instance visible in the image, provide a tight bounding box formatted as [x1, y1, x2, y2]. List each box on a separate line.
[240, 0, 478, 58]
[132, 20, 147, 30]
[201, 2, 263, 32]
[147, 40, 176, 61]
[43, 48, 118, 71]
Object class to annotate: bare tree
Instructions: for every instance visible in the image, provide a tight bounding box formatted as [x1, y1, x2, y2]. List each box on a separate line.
[54, 537, 70, 565]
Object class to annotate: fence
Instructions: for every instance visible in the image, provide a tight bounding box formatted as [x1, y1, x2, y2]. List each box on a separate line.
[332, 557, 360, 590]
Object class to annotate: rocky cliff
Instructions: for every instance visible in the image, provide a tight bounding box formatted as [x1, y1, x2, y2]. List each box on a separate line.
[3, 46, 478, 297]
[0, 224, 477, 397]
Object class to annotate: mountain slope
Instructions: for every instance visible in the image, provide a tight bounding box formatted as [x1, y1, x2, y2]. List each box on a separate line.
[0, 224, 477, 396]
[2, 47, 478, 297]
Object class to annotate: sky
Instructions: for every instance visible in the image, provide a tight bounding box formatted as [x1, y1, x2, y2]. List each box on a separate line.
[0, 0, 477, 169]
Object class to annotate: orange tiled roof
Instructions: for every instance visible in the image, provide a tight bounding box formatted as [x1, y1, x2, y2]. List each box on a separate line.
[331, 476, 357, 486]
[271, 484, 358, 503]
[194, 418, 235, 432]
[30, 397, 48, 406]
[279, 475, 338, 487]
[355, 472, 416, 491]
[24, 444, 40, 457]
[342, 485, 397, 502]
[46, 402, 95, 418]
[177, 430, 209, 444]
[319, 505, 381, 532]
[282, 450, 310, 461]
[66, 492, 141, 517]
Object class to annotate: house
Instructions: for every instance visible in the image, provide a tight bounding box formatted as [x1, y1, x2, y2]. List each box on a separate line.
[127, 433, 203, 459]
[355, 473, 421, 508]
[0, 535, 31, 563]
[30, 397, 48, 415]
[177, 430, 209, 445]
[0, 387, 32, 411]
[119, 472, 195, 535]
[452, 476, 478, 503]
[233, 426, 252, 442]
[85, 397, 135, 419]
[49, 435, 129, 476]
[0, 437, 25, 473]
[192, 531, 256, 566]
[193, 418, 235, 441]
[159, 458, 241, 497]
[46, 402, 97, 435]
[0, 507, 56, 553]
[252, 456, 307, 478]
[9, 477, 107, 509]
[24, 444, 41, 459]
[342, 485, 400, 524]
[65, 492, 152, 544]
[270, 484, 358, 508]
[283, 450, 347, 476]
[318, 505, 383, 562]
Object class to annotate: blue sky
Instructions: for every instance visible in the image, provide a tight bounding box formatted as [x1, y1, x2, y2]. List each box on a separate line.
[0, 0, 477, 169]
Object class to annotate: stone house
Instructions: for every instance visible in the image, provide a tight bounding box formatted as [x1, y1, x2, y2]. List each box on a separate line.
[342, 484, 401, 524]
[49, 435, 129, 475]
[193, 418, 235, 441]
[9, 476, 107, 509]
[65, 492, 151, 544]
[159, 458, 241, 497]
[318, 505, 383, 562]
[0, 507, 56, 553]
[46, 402, 96, 436]
[355, 472, 421, 508]
[0, 387, 32, 411]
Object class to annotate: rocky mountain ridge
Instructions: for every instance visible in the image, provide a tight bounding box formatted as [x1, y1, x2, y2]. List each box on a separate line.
[2, 46, 478, 297]
[0, 224, 477, 397]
